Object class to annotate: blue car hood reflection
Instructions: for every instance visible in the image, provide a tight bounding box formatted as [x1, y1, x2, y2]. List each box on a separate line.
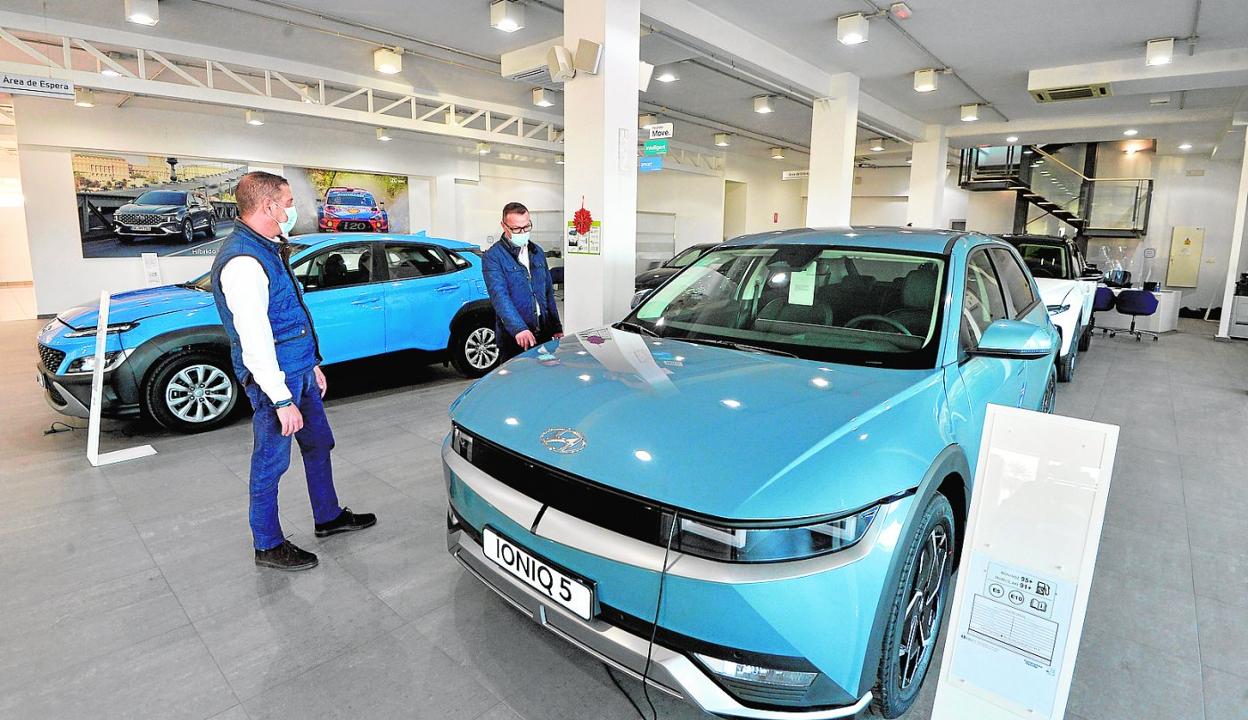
[451, 328, 942, 520]
[57, 285, 215, 329]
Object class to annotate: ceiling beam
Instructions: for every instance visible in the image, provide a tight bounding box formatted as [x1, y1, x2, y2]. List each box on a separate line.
[1029, 47, 1248, 97]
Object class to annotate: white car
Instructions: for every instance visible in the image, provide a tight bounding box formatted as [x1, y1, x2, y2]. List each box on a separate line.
[1000, 235, 1099, 382]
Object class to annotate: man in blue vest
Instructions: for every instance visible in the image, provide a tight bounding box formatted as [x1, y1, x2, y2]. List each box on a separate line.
[211, 171, 375, 571]
[482, 202, 563, 361]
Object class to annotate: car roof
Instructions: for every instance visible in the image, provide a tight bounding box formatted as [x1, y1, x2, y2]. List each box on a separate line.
[997, 234, 1072, 246]
[721, 226, 963, 254]
[290, 232, 476, 251]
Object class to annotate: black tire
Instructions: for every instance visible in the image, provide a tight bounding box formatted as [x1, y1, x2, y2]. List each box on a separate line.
[181, 219, 195, 244]
[869, 493, 956, 718]
[1056, 322, 1079, 382]
[198, 215, 216, 239]
[1040, 369, 1057, 414]
[450, 318, 500, 377]
[144, 350, 241, 433]
[1078, 318, 1093, 352]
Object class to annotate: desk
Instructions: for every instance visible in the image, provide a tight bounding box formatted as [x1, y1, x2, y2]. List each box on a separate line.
[1096, 288, 1180, 333]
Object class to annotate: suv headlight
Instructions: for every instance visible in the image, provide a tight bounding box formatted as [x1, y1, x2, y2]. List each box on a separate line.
[667, 506, 879, 563]
[66, 349, 133, 374]
[64, 322, 139, 338]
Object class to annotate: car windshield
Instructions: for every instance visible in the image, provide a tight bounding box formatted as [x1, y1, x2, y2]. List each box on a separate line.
[329, 194, 373, 207]
[136, 191, 186, 206]
[626, 244, 946, 369]
[183, 242, 311, 291]
[663, 245, 707, 269]
[1016, 243, 1068, 279]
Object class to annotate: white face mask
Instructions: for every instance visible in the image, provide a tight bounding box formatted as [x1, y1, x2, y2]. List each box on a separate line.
[509, 231, 530, 247]
[270, 202, 297, 236]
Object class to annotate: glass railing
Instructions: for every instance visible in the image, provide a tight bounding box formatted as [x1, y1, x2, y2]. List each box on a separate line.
[1085, 179, 1154, 231]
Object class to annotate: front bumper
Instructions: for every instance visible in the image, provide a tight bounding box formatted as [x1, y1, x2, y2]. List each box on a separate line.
[319, 217, 386, 232]
[115, 221, 181, 236]
[443, 441, 885, 719]
[37, 365, 142, 419]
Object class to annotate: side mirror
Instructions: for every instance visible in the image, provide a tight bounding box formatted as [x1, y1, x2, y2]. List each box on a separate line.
[1080, 268, 1103, 281]
[969, 319, 1054, 360]
[630, 289, 653, 309]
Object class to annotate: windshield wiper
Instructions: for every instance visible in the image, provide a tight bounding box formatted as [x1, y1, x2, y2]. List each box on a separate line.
[176, 282, 207, 291]
[613, 320, 662, 338]
[677, 337, 798, 358]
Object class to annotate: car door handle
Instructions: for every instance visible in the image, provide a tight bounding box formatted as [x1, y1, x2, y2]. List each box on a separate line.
[351, 297, 381, 306]
[436, 284, 461, 293]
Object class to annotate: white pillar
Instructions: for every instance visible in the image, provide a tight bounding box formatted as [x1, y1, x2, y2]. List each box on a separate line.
[1216, 129, 1248, 338]
[907, 125, 949, 229]
[562, 0, 640, 332]
[805, 73, 859, 227]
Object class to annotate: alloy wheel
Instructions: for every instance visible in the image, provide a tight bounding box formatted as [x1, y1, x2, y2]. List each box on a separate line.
[897, 524, 950, 691]
[1041, 374, 1057, 413]
[465, 327, 499, 370]
[165, 364, 234, 423]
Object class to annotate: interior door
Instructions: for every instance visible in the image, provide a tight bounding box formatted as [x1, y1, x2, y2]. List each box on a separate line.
[1166, 226, 1204, 288]
[290, 242, 386, 363]
[382, 243, 466, 352]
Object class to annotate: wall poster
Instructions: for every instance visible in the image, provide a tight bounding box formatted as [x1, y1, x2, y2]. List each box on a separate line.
[285, 166, 409, 237]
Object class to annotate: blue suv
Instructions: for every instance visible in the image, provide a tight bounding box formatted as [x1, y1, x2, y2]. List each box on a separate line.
[36, 233, 499, 433]
[443, 228, 1057, 718]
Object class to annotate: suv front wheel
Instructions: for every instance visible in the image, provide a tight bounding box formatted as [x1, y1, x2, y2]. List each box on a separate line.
[144, 350, 241, 433]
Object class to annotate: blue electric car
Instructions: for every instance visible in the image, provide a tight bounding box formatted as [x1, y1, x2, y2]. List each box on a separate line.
[36, 233, 499, 433]
[443, 228, 1057, 718]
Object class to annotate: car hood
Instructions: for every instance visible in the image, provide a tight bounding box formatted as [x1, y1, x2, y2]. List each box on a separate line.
[119, 203, 181, 214]
[57, 284, 215, 329]
[634, 267, 678, 288]
[1034, 277, 1081, 306]
[450, 328, 941, 520]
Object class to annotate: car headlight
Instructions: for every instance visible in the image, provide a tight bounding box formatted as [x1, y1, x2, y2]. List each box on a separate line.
[64, 322, 139, 338]
[66, 349, 132, 374]
[1046, 303, 1071, 315]
[668, 506, 879, 563]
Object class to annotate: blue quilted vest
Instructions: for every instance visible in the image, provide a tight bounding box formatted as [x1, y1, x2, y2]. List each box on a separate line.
[210, 223, 320, 387]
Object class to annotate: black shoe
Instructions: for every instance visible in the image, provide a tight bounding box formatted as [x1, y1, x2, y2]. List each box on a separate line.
[254, 540, 319, 571]
[315, 507, 377, 538]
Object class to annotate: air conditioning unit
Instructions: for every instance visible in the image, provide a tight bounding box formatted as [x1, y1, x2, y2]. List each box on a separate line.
[1031, 83, 1112, 103]
[501, 37, 564, 88]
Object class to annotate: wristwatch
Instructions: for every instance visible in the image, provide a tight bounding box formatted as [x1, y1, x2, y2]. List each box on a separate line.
[274, 399, 294, 409]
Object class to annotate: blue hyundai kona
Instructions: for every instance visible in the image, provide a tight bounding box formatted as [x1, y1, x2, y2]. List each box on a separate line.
[443, 228, 1057, 718]
[36, 233, 499, 433]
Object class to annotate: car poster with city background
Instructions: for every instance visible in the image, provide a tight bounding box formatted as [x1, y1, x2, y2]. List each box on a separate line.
[286, 166, 409, 237]
[73, 151, 248, 258]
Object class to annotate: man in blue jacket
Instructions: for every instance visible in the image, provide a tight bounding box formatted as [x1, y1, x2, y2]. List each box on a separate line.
[483, 202, 563, 361]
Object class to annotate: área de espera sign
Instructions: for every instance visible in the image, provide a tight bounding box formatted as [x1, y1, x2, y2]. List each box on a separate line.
[0, 73, 75, 101]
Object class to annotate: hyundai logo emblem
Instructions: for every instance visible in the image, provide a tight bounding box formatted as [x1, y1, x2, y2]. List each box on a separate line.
[540, 428, 587, 454]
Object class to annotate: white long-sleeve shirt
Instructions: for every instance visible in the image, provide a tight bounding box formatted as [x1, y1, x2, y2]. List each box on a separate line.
[218, 255, 293, 404]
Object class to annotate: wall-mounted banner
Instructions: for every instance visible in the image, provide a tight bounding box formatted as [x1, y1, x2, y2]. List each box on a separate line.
[639, 155, 664, 173]
[781, 169, 810, 181]
[643, 138, 669, 156]
[0, 72, 73, 100]
[647, 123, 674, 140]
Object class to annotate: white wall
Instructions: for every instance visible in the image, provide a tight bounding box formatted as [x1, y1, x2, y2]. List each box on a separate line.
[848, 164, 969, 230]
[455, 164, 563, 248]
[0, 148, 32, 284]
[725, 153, 807, 234]
[637, 169, 724, 250]
[965, 191, 1016, 235]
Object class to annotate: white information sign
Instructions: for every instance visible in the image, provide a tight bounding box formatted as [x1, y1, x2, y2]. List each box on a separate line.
[647, 123, 674, 140]
[781, 169, 810, 181]
[86, 291, 157, 467]
[141, 253, 163, 287]
[0, 72, 74, 100]
[932, 404, 1117, 720]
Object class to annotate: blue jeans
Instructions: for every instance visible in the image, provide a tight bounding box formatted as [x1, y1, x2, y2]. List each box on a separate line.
[245, 369, 341, 550]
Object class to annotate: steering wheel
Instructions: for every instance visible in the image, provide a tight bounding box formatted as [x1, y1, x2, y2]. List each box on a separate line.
[845, 314, 914, 336]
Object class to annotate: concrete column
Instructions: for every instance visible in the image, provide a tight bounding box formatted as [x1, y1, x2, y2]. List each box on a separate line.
[805, 73, 859, 227]
[562, 0, 640, 331]
[907, 125, 949, 229]
[1216, 129, 1248, 338]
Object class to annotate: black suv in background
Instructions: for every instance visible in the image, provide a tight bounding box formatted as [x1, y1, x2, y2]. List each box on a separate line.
[633, 242, 721, 291]
[114, 190, 216, 244]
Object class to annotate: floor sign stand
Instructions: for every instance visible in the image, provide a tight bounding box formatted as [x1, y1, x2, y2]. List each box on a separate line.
[86, 291, 157, 467]
[932, 404, 1118, 720]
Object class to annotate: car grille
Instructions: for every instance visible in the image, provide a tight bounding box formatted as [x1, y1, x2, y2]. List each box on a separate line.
[115, 213, 166, 226]
[38, 344, 66, 373]
[340, 221, 371, 231]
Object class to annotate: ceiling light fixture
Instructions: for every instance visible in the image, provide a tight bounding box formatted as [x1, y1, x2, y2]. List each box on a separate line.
[1146, 37, 1175, 66]
[555, 155, 565, 165]
[770, 147, 786, 160]
[376, 128, 392, 142]
[837, 13, 870, 45]
[245, 110, 264, 126]
[532, 88, 554, 107]
[373, 47, 402, 75]
[73, 88, 95, 108]
[890, 2, 913, 19]
[1178, 142, 1193, 150]
[913, 68, 938, 93]
[638, 113, 658, 128]
[714, 133, 731, 147]
[476, 142, 492, 155]
[124, 0, 159, 26]
[1123, 128, 1139, 136]
[655, 69, 678, 83]
[753, 95, 775, 114]
[490, 0, 525, 33]
[960, 103, 979, 122]
[1006, 135, 1019, 143]
[870, 139, 885, 152]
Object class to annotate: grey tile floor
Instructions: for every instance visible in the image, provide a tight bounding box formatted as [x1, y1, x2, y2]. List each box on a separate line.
[2, 316, 1246, 720]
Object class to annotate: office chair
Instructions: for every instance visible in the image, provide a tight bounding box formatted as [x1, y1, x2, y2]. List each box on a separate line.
[1092, 286, 1116, 336]
[1109, 289, 1159, 342]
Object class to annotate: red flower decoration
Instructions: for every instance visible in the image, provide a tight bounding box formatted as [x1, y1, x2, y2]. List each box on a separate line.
[573, 199, 593, 236]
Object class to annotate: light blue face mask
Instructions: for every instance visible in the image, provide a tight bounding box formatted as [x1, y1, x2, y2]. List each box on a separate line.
[509, 231, 530, 247]
[277, 205, 298, 236]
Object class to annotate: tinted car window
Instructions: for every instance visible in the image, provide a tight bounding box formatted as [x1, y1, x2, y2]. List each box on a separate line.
[136, 191, 187, 205]
[1016, 243, 1068, 279]
[328, 193, 373, 207]
[386, 244, 450, 279]
[961, 250, 1009, 351]
[989, 248, 1038, 317]
[293, 244, 373, 291]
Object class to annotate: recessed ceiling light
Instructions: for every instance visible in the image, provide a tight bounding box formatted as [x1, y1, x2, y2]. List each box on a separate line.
[905, 157, 912, 164]
[73, 88, 95, 108]
[714, 133, 731, 147]
[555, 155, 565, 165]
[1123, 129, 1139, 136]
[124, 0, 159, 26]
[1006, 135, 1019, 143]
[870, 139, 885, 152]
[837, 13, 869, 45]
[245, 110, 264, 126]
[770, 147, 786, 160]
[960, 103, 979, 122]
[1178, 143, 1193, 150]
[373, 47, 402, 75]
[655, 70, 678, 83]
[1146, 37, 1175, 66]
[753, 95, 775, 114]
[490, 0, 525, 32]
[532, 88, 554, 107]
[476, 142, 492, 155]
[376, 128, 392, 142]
[913, 68, 937, 93]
